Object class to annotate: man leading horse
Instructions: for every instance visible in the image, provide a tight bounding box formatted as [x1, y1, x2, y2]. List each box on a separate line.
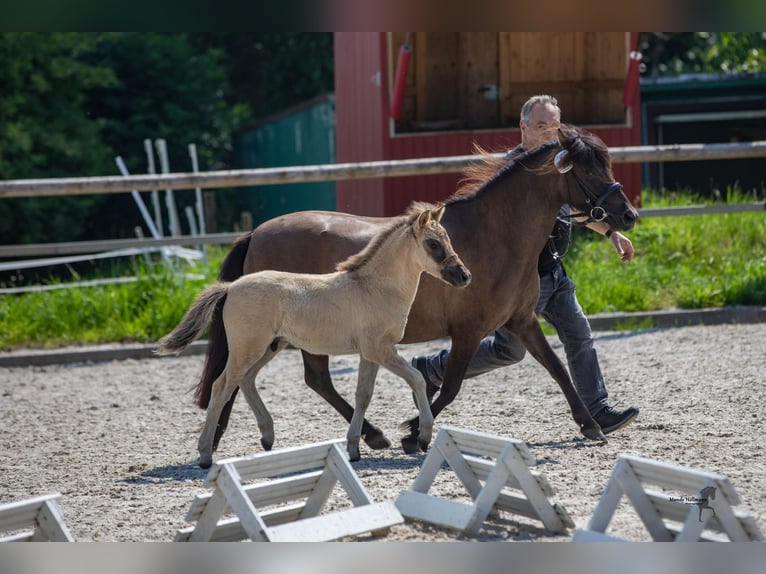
[411, 94, 639, 435]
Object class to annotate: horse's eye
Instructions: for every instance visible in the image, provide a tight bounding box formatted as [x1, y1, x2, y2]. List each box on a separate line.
[426, 239, 441, 251]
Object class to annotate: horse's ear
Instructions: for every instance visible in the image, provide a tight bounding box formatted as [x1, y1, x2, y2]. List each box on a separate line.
[554, 150, 573, 174]
[554, 128, 573, 173]
[432, 205, 445, 222]
[416, 209, 431, 229]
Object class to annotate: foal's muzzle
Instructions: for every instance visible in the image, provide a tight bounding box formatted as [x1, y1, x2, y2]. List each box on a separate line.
[442, 264, 472, 288]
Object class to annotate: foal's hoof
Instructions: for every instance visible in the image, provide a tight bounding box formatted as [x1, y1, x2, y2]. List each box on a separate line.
[401, 435, 421, 455]
[418, 438, 430, 453]
[198, 456, 213, 469]
[582, 425, 608, 443]
[260, 438, 274, 451]
[363, 430, 392, 450]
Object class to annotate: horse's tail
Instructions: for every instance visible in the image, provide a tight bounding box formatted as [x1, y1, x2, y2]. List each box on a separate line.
[219, 231, 253, 281]
[197, 231, 252, 417]
[196, 290, 231, 411]
[156, 283, 229, 359]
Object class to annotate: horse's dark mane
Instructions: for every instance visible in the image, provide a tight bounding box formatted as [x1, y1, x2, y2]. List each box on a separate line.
[445, 142, 558, 205]
[336, 201, 438, 273]
[445, 124, 611, 206]
[557, 124, 612, 174]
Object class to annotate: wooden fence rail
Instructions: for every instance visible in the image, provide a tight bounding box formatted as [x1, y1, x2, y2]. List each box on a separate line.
[1, 141, 764, 263]
[1, 140, 766, 199]
[0, 233, 242, 259]
[0, 203, 763, 261]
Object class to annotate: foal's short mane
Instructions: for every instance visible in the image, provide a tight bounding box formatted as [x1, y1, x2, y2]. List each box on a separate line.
[336, 201, 439, 273]
[446, 124, 610, 204]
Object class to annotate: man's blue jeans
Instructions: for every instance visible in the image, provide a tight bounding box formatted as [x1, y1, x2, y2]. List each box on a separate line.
[418, 261, 609, 414]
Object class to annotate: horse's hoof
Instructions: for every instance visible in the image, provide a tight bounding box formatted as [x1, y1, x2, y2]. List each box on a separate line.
[582, 426, 608, 443]
[401, 435, 420, 455]
[199, 457, 213, 469]
[261, 438, 273, 451]
[348, 450, 361, 462]
[418, 439, 430, 453]
[363, 431, 392, 450]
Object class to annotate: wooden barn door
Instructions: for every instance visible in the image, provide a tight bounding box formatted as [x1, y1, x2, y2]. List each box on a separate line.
[499, 32, 627, 125]
[392, 32, 500, 131]
[390, 32, 628, 132]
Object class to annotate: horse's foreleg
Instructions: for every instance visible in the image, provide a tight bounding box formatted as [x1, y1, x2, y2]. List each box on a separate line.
[301, 351, 391, 450]
[347, 358, 379, 461]
[373, 348, 434, 454]
[400, 335, 478, 454]
[511, 316, 606, 442]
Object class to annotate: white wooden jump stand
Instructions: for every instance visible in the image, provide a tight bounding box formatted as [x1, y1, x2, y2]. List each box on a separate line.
[395, 425, 574, 536]
[0, 493, 74, 542]
[573, 453, 764, 542]
[175, 438, 403, 542]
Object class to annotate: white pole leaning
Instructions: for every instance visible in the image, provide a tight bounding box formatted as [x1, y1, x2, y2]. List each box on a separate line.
[155, 138, 181, 237]
[115, 156, 162, 240]
[188, 143, 207, 259]
[143, 138, 163, 237]
[115, 156, 170, 264]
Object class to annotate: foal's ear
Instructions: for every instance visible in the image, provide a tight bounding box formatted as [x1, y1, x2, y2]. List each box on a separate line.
[416, 209, 431, 229]
[432, 205, 445, 223]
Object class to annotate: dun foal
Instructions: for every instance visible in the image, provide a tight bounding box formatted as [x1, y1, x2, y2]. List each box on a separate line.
[156, 203, 471, 467]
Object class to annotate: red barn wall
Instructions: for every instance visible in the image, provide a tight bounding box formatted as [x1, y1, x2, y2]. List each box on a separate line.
[335, 33, 642, 217]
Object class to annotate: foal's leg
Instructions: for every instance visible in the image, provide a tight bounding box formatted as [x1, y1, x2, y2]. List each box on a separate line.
[301, 351, 391, 450]
[370, 346, 434, 454]
[198, 367, 241, 469]
[236, 341, 288, 452]
[347, 358, 379, 461]
[198, 344, 274, 468]
[400, 332, 480, 454]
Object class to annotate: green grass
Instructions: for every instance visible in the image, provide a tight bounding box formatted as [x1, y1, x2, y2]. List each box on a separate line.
[0, 249, 225, 350]
[567, 188, 766, 315]
[1, 188, 765, 350]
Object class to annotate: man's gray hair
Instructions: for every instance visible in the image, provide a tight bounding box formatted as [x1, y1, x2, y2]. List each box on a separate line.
[520, 95, 561, 123]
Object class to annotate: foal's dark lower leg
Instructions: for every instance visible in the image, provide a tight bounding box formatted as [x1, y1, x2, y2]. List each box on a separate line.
[301, 351, 390, 449]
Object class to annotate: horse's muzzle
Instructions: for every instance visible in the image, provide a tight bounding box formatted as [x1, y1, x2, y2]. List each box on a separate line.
[620, 206, 639, 231]
[442, 264, 472, 288]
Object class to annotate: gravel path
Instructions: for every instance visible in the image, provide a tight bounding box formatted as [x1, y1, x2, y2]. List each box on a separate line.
[1, 323, 764, 542]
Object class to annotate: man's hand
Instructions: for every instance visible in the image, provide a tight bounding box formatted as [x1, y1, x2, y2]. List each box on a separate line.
[610, 232, 634, 262]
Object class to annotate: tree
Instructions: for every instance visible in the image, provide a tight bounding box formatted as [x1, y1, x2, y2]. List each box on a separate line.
[0, 33, 116, 245]
[80, 33, 251, 239]
[191, 33, 334, 120]
[0, 33, 252, 244]
[0, 33, 116, 180]
[640, 32, 766, 78]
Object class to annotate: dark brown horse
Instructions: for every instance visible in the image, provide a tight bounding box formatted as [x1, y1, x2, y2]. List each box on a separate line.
[199, 125, 638, 456]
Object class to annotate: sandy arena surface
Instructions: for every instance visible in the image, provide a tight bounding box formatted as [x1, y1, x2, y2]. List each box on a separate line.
[1, 323, 764, 542]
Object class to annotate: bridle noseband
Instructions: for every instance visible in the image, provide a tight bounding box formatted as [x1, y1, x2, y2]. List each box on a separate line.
[555, 148, 624, 227]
